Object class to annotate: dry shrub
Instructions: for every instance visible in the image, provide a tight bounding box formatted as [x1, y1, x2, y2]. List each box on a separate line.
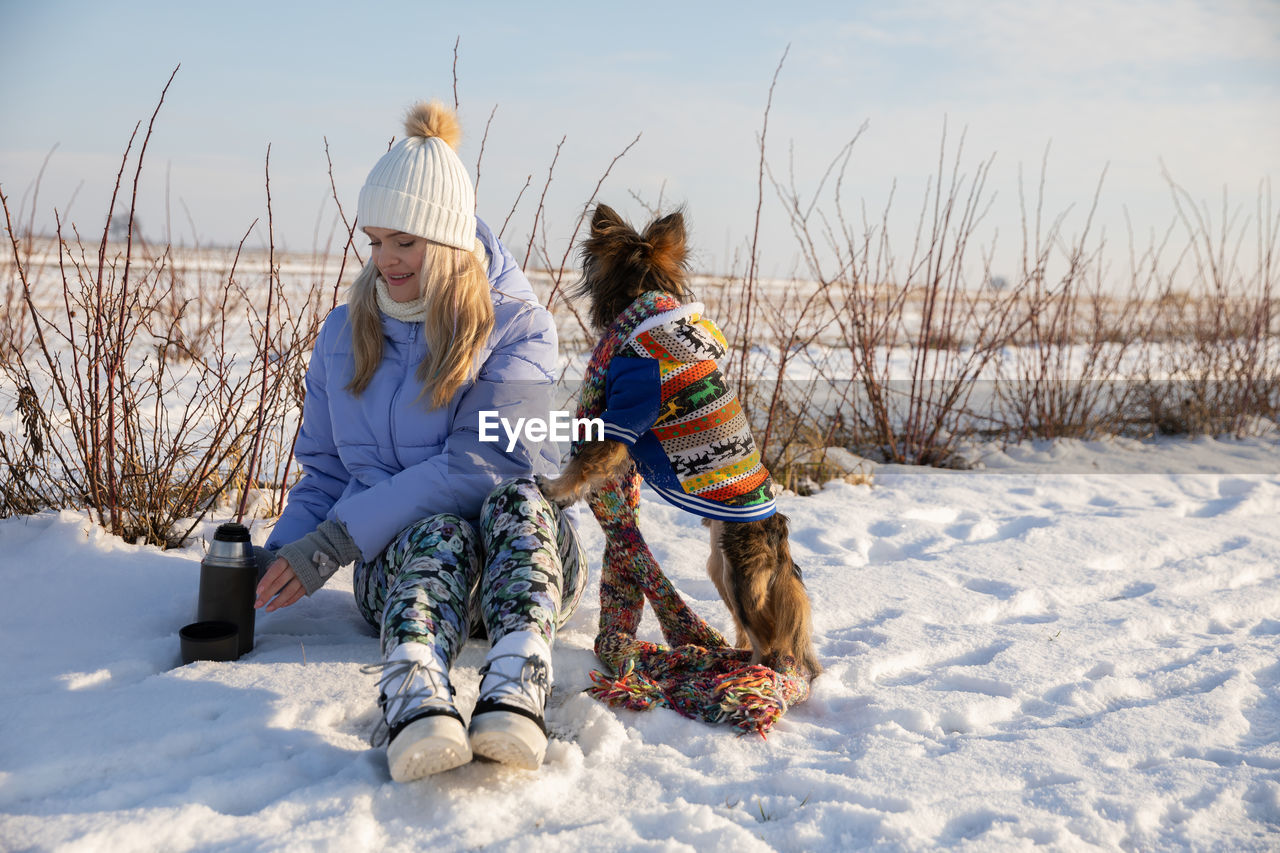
[1129, 178, 1278, 436]
[769, 123, 1028, 468]
[993, 160, 1147, 441]
[0, 71, 333, 546]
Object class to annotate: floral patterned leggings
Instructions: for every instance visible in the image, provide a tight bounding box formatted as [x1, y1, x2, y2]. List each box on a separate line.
[353, 478, 587, 666]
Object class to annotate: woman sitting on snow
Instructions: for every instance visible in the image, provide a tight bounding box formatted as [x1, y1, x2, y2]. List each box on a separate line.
[254, 100, 584, 782]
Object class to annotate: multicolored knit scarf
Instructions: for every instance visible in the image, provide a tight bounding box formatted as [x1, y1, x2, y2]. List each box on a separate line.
[574, 291, 812, 736]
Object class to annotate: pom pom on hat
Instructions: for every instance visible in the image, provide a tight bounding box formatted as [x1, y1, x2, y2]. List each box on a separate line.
[358, 99, 475, 250]
[403, 100, 462, 150]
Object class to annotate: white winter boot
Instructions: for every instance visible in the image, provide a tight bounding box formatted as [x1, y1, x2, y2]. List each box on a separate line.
[468, 630, 553, 770]
[363, 643, 471, 782]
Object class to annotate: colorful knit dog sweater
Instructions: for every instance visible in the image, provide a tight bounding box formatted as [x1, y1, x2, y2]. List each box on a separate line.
[576, 291, 812, 736]
[597, 302, 777, 521]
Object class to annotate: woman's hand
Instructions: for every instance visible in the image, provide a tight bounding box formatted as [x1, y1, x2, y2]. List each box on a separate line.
[255, 558, 305, 612]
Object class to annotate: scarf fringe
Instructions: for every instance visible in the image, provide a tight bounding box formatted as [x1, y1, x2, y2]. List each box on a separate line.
[586, 635, 806, 737]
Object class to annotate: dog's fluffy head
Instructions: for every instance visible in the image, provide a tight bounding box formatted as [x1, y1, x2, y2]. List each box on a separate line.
[573, 203, 692, 331]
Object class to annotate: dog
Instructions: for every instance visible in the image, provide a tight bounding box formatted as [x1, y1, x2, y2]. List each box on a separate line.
[539, 204, 820, 677]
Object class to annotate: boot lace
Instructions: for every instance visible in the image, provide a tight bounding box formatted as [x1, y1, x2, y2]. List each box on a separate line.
[477, 654, 551, 715]
[360, 658, 457, 748]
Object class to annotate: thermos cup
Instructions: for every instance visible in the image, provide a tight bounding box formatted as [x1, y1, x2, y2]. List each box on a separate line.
[179, 620, 240, 664]
[194, 522, 257, 657]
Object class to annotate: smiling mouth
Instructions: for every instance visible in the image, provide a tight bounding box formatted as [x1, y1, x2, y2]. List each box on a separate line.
[386, 273, 414, 283]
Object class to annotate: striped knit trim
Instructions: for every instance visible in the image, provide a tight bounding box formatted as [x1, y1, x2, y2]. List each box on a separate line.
[651, 356, 697, 384]
[648, 482, 777, 520]
[653, 400, 742, 440]
[631, 334, 673, 361]
[673, 388, 740, 426]
[602, 423, 641, 445]
[637, 314, 728, 363]
[659, 360, 717, 399]
[682, 452, 764, 493]
[695, 465, 772, 500]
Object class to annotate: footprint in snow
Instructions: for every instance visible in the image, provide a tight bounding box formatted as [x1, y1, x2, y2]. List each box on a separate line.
[822, 626, 890, 655]
[938, 641, 1012, 668]
[995, 516, 1054, 540]
[1187, 477, 1261, 518]
[964, 578, 1019, 599]
[1109, 581, 1156, 601]
[868, 519, 905, 537]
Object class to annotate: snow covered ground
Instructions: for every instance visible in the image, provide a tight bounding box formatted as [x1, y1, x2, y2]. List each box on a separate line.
[1, 436, 1279, 851]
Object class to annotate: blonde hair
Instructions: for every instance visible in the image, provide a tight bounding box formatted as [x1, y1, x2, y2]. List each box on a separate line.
[346, 241, 495, 409]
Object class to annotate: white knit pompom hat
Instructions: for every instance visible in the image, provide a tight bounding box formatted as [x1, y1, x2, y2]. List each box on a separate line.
[357, 100, 475, 250]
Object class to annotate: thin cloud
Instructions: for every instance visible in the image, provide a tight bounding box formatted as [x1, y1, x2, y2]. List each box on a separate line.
[902, 0, 1278, 78]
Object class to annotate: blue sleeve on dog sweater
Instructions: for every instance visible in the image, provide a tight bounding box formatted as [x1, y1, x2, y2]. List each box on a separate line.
[600, 357, 661, 446]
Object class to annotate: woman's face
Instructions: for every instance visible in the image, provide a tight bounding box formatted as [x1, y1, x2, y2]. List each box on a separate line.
[365, 227, 426, 303]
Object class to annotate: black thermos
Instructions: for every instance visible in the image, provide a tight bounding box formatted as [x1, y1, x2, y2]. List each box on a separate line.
[196, 522, 257, 657]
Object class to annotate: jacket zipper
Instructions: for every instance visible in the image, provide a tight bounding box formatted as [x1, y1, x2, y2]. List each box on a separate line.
[387, 323, 417, 469]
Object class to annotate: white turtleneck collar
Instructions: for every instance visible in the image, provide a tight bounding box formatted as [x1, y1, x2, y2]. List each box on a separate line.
[375, 276, 429, 323]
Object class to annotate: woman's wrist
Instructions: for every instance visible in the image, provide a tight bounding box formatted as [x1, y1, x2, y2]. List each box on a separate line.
[274, 519, 361, 595]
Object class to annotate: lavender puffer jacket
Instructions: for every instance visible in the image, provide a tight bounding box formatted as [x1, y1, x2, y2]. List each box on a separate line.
[265, 219, 562, 561]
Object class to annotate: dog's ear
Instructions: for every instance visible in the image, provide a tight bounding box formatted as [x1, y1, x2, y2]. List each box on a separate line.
[643, 209, 687, 272]
[592, 204, 625, 235]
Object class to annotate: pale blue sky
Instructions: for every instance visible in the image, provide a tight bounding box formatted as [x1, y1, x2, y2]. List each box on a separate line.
[2, 0, 1277, 281]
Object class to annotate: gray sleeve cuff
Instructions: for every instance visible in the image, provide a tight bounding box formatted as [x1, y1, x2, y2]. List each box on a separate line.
[252, 545, 277, 582]
[275, 519, 362, 596]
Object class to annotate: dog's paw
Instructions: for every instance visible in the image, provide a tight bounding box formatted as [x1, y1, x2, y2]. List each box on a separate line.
[536, 474, 578, 507]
